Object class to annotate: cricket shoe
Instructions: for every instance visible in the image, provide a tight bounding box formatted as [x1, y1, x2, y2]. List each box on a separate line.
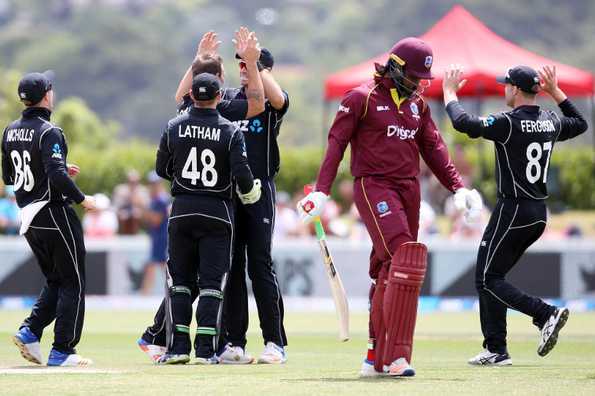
[13, 327, 43, 365]
[257, 342, 287, 364]
[468, 349, 512, 366]
[192, 354, 219, 365]
[359, 359, 383, 377]
[218, 344, 254, 364]
[385, 357, 415, 377]
[47, 349, 93, 367]
[538, 307, 570, 357]
[137, 338, 167, 363]
[156, 353, 190, 365]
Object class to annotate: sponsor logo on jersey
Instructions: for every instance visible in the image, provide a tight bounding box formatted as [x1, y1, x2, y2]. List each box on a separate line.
[520, 119, 555, 133]
[232, 119, 250, 132]
[51, 143, 63, 159]
[387, 124, 418, 140]
[480, 115, 496, 127]
[249, 119, 264, 133]
[376, 105, 390, 112]
[424, 55, 433, 69]
[376, 201, 392, 218]
[338, 104, 350, 113]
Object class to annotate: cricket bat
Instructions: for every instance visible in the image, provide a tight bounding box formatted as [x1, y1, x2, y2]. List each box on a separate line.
[303, 185, 350, 341]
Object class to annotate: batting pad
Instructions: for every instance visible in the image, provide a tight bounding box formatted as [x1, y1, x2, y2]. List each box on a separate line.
[382, 242, 427, 365]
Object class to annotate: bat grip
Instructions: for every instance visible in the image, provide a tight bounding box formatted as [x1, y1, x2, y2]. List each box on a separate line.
[313, 217, 326, 240]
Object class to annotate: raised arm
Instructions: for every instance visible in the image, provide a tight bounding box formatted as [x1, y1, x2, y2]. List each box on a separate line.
[175, 31, 221, 104]
[234, 27, 265, 118]
[538, 65, 588, 141]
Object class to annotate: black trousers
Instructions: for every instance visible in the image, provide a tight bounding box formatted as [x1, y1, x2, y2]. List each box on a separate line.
[166, 196, 232, 357]
[475, 198, 554, 354]
[22, 203, 86, 354]
[224, 178, 287, 348]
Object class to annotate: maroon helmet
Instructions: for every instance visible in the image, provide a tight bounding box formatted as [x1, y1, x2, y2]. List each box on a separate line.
[388, 37, 434, 80]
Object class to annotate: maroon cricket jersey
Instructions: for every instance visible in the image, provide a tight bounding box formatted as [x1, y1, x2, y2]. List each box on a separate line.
[316, 76, 464, 195]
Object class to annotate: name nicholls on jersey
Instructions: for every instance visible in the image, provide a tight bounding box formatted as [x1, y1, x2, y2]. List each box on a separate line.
[520, 119, 556, 133]
[4, 128, 34, 142]
[178, 124, 221, 141]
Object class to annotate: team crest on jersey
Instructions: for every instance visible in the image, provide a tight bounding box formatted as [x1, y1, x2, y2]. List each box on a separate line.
[376, 201, 392, 217]
[424, 56, 433, 69]
[51, 143, 62, 159]
[410, 102, 420, 118]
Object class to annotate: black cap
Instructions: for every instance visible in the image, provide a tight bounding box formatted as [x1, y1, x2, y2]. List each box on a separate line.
[18, 70, 54, 105]
[235, 48, 274, 70]
[496, 65, 540, 94]
[192, 73, 221, 100]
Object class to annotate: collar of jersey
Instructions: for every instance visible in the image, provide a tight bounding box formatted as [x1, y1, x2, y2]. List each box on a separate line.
[512, 104, 540, 113]
[22, 107, 51, 120]
[189, 107, 219, 116]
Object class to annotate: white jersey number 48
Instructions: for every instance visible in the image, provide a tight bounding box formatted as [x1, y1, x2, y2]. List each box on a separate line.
[182, 147, 218, 187]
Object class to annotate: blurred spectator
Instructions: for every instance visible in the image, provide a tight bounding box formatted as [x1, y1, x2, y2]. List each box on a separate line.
[274, 191, 306, 240]
[82, 193, 118, 238]
[0, 185, 20, 235]
[565, 224, 584, 238]
[140, 171, 170, 295]
[112, 169, 149, 234]
[419, 200, 439, 237]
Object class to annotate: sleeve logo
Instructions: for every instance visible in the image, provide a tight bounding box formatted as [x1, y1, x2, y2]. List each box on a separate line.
[51, 143, 63, 159]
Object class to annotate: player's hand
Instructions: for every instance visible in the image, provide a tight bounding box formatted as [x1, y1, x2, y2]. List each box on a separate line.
[67, 163, 80, 177]
[443, 64, 467, 94]
[453, 188, 483, 223]
[234, 27, 261, 64]
[237, 178, 262, 205]
[538, 65, 558, 95]
[196, 31, 221, 58]
[297, 191, 328, 224]
[81, 195, 97, 212]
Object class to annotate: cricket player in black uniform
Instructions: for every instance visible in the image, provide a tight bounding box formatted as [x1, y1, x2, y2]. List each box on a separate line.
[138, 29, 265, 362]
[155, 73, 261, 364]
[219, 44, 290, 365]
[2, 71, 96, 367]
[442, 64, 588, 365]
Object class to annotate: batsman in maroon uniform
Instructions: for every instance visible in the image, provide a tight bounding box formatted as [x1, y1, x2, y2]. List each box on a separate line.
[298, 37, 482, 377]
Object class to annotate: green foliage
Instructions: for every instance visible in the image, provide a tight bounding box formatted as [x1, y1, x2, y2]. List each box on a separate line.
[551, 147, 595, 209]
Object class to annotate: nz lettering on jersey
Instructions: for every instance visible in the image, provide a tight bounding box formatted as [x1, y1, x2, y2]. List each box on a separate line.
[387, 124, 418, 140]
[5, 128, 34, 142]
[232, 120, 250, 133]
[520, 119, 556, 133]
[178, 125, 221, 141]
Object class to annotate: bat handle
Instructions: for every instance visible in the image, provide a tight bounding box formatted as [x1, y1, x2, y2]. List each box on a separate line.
[303, 184, 327, 240]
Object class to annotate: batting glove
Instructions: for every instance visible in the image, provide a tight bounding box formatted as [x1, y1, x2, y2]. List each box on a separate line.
[297, 191, 328, 223]
[237, 179, 262, 205]
[453, 187, 483, 223]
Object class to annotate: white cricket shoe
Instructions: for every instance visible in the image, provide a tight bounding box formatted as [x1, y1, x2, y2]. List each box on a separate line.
[257, 342, 287, 364]
[47, 349, 93, 367]
[359, 359, 382, 377]
[192, 355, 219, 365]
[385, 357, 415, 377]
[156, 353, 190, 365]
[468, 349, 512, 366]
[538, 307, 570, 357]
[13, 327, 43, 365]
[137, 338, 167, 363]
[218, 344, 254, 364]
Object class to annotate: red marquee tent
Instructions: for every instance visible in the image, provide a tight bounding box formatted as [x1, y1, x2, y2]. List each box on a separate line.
[323, 5, 594, 101]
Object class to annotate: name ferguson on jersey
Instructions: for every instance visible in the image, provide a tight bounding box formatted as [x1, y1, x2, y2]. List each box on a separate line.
[520, 119, 556, 133]
[5, 128, 34, 142]
[178, 125, 221, 141]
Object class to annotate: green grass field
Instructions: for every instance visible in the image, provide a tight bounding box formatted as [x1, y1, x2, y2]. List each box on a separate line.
[1, 310, 595, 396]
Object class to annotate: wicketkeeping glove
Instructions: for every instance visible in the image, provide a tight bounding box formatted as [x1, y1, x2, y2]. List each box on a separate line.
[453, 187, 483, 223]
[297, 191, 329, 224]
[237, 179, 262, 205]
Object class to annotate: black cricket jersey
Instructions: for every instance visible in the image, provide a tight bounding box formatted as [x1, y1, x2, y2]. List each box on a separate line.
[446, 99, 588, 200]
[178, 94, 248, 122]
[222, 88, 289, 179]
[156, 107, 254, 200]
[1, 107, 84, 208]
